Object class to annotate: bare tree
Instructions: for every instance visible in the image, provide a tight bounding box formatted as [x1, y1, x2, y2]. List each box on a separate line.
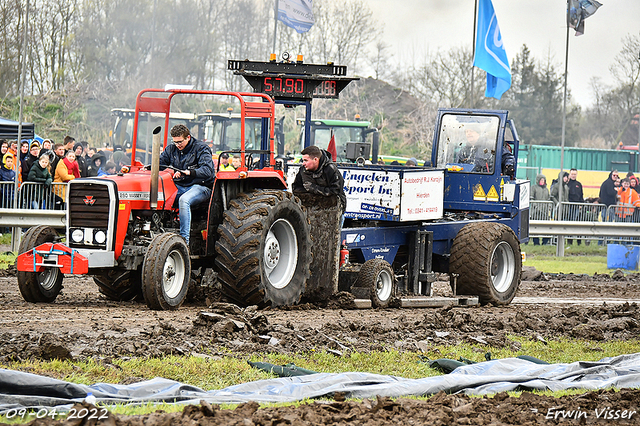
[368, 40, 392, 80]
[307, 0, 380, 72]
[0, 0, 25, 97]
[402, 47, 477, 108]
[583, 34, 640, 147]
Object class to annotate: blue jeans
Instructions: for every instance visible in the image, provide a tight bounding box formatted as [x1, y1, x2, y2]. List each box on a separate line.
[175, 184, 212, 244]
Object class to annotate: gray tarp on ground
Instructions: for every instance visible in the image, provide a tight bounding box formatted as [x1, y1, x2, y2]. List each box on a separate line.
[1, 353, 640, 413]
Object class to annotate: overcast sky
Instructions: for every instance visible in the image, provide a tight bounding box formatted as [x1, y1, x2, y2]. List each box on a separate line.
[364, 0, 640, 108]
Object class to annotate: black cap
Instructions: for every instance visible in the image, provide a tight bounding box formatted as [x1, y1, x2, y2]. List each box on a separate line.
[220, 152, 229, 159]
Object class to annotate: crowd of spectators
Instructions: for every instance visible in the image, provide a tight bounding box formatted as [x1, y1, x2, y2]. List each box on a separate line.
[0, 135, 129, 209]
[530, 168, 640, 245]
[599, 170, 640, 222]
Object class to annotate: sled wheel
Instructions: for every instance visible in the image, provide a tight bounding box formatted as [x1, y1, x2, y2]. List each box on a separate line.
[142, 233, 191, 310]
[449, 222, 521, 305]
[17, 225, 63, 303]
[353, 259, 395, 308]
[93, 268, 143, 301]
[215, 190, 311, 307]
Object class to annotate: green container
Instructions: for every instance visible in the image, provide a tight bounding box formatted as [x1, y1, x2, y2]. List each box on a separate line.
[519, 145, 638, 173]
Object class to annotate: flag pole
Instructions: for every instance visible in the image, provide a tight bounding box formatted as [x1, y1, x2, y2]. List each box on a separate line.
[557, 0, 570, 257]
[12, 0, 29, 253]
[273, 0, 279, 54]
[470, 0, 478, 108]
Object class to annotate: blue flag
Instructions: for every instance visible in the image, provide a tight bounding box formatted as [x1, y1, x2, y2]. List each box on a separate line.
[473, 0, 511, 99]
[278, 0, 315, 34]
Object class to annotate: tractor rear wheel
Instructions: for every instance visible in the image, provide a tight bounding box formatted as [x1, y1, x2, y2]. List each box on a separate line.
[352, 259, 395, 308]
[215, 190, 311, 307]
[449, 222, 521, 305]
[17, 225, 63, 303]
[141, 233, 191, 310]
[93, 269, 142, 301]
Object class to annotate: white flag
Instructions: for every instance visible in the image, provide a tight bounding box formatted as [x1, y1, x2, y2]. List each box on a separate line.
[567, 0, 602, 36]
[278, 0, 314, 34]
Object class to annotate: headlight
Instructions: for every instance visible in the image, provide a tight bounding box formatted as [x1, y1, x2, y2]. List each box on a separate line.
[94, 230, 106, 244]
[71, 229, 84, 243]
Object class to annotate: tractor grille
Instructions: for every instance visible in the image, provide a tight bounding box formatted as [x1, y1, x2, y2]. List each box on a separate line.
[69, 182, 112, 229]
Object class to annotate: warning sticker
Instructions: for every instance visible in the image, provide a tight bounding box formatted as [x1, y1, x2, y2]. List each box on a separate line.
[487, 185, 499, 202]
[473, 184, 486, 201]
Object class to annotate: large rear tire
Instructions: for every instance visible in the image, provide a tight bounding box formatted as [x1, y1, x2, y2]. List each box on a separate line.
[449, 222, 521, 305]
[17, 225, 63, 303]
[352, 259, 395, 308]
[215, 190, 311, 307]
[141, 233, 191, 310]
[93, 269, 142, 301]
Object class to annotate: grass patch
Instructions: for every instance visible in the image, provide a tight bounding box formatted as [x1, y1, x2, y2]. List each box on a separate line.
[0, 231, 15, 268]
[0, 252, 16, 269]
[525, 255, 613, 275]
[429, 336, 640, 365]
[523, 241, 607, 256]
[0, 232, 11, 245]
[522, 241, 632, 274]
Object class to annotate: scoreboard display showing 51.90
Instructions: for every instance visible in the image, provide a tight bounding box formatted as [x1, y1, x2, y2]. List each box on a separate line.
[261, 77, 338, 99]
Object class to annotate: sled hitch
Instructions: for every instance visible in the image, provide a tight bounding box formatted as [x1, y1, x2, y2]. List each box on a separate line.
[352, 295, 479, 309]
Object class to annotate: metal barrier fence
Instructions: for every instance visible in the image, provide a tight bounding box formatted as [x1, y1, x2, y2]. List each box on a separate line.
[556, 202, 607, 222]
[529, 200, 555, 221]
[529, 201, 640, 245]
[0, 181, 66, 210]
[529, 201, 640, 224]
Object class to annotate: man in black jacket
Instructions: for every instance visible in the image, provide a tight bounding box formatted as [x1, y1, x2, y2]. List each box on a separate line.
[567, 168, 584, 204]
[292, 145, 345, 209]
[159, 124, 214, 244]
[567, 168, 584, 245]
[599, 170, 619, 221]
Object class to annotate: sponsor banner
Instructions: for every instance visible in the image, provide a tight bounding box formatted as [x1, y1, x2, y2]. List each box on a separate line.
[287, 165, 444, 222]
[400, 170, 444, 221]
[342, 169, 401, 221]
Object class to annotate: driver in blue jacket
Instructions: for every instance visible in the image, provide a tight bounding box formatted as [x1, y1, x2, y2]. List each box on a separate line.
[159, 124, 214, 245]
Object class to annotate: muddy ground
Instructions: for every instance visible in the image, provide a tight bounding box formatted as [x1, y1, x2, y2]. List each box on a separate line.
[1, 267, 640, 425]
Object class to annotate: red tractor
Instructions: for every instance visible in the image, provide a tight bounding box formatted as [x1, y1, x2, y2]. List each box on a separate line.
[16, 89, 312, 310]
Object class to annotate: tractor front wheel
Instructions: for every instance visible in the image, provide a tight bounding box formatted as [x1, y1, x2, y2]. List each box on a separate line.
[142, 233, 191, 310]
[449, 222, 521, 305]
[352, 259, 395, 308]
[17, 225, 63, 303]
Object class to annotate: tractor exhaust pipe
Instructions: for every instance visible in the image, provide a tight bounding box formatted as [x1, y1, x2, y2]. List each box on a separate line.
[150, 126, 162, 209]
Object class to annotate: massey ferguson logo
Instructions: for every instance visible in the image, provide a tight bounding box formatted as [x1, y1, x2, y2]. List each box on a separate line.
[83, 196, 96, 206]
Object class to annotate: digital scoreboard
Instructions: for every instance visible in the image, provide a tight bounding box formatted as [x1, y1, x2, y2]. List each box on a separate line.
[228, 59, 357, 101]
[258, 76, 341, 99]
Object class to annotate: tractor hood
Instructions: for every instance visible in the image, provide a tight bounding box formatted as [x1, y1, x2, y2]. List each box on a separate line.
[84, 169, 178, 210]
